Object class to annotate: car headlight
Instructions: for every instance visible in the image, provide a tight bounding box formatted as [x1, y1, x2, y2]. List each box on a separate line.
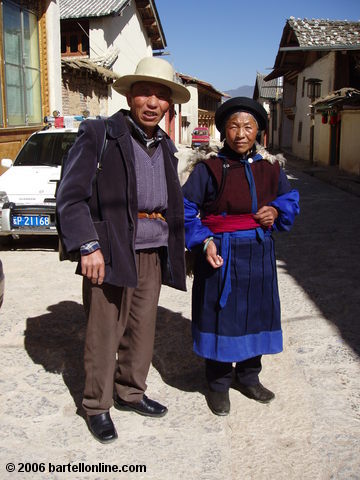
[0, 191, 9, 206]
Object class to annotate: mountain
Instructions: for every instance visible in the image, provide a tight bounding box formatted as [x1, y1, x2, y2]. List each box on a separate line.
[224, 85, 254, 98]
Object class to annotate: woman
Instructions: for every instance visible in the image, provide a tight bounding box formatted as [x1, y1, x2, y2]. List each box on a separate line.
[182, 97, 299, 415]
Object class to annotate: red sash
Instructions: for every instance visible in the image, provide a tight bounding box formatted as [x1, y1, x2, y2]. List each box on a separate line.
[201, 214, 261, 233]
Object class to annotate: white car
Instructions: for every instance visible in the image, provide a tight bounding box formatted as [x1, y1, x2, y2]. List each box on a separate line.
[0, 127, 78, 238]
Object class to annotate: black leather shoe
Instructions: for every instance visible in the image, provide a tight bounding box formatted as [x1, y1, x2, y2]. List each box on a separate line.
[114, 395, 168, 418]
[206, 390, 230, 416]
[233, 382, 275, 403]
[87, 412, 118, 444]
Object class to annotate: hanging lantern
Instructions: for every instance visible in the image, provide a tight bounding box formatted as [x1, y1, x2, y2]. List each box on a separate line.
[329, 111, 338, 125]
[321, 112, 328, 124]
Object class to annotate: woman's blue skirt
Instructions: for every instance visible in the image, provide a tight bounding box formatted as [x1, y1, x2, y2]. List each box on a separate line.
[191, 231, 282, 362]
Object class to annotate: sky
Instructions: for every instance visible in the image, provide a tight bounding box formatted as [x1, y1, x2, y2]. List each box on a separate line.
[155, 0, 360, 92]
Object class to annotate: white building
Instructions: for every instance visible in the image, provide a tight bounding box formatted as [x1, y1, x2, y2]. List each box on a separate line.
[59, 0, 167, 115]
[265, 18, 360, 168]
[253, 73, 283, 149]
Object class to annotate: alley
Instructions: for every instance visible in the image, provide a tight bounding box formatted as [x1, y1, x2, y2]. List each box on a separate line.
[0, 159, 359, 480]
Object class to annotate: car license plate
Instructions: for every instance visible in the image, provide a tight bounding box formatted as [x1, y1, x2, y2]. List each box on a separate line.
[12, 215, 50, 227]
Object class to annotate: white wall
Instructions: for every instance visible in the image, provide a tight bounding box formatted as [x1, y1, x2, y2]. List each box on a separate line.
[313, 113, 331, 166]
[89, 2, 153, 114]
[339, 109, 360, 175]
[174, 103, 180, 145]
[268, 101, 282, 149]
[281, 82, 296, 150]
[213, 126, 221, 142]
[180, 84, 198, 144]
[275, 102, 282, 149]
[292, 52, 335, 160]
[46, 0, 62, 113]
[314, 108, 360, 174]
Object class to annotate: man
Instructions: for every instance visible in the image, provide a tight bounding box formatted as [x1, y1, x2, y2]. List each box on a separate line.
[56, 57, 190, 443]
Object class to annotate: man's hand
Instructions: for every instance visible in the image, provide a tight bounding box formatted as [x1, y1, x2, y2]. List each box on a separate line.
[253, 206, 278, 228]
[81, 249, 105, 285]
[205, 240, 224, 269]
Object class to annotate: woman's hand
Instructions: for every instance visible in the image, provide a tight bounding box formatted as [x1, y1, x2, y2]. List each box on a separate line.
[204, 239, 224, 269]
[253, 206, 278, 228]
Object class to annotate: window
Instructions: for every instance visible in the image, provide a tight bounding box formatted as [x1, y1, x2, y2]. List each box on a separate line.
[61, 20, 89, 56]
[297, 121, 303, 142]
[14, 132, 78, 167]
[2, 1, 42, 126]
[306, 78, 322, 100]
[308, 82, 321, 99]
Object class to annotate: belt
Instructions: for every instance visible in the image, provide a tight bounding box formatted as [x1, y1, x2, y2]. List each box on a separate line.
[138, 211, 166, 221]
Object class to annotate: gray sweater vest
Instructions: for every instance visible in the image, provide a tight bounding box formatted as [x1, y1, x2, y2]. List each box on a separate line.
[131, 137, 169, 250]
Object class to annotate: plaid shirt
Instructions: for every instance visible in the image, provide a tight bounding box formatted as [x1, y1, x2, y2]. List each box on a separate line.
[126, 113, 165, 149]
[80, 240, 101, 256]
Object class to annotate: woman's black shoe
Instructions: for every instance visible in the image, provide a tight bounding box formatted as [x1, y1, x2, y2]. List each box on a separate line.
[114, 395, 168, 417]
[206, 390, 230, 416]
[87, 412, 118, 444]
[233, 382, 275, 403]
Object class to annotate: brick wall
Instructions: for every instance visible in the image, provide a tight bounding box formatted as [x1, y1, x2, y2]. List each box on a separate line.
[62, 72, 110, 117]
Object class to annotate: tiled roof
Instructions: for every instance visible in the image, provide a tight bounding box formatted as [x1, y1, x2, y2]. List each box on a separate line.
[255, 73, 282, 100]
[178, 73, 228, 98]
[59, 0, 129, 19]
[265, 18, 360, 81]
[59, 0, 166, 50]
[288, 17, 360, 47]
[312, 88, 360, 109]
[61, 58, 120, 83]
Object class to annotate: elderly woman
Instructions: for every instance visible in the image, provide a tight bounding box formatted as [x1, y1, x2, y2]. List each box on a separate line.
[182, 97, 299, 415]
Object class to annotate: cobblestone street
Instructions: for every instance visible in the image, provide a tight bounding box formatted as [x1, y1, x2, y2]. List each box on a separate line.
[0, 156, 359, 480]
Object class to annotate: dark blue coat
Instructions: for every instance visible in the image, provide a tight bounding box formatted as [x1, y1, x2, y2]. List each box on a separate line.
[182, 152, 300, 362]
[56, 110, 186, 291]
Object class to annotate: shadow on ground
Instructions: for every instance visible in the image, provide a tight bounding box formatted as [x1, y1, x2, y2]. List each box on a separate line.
[275, 167, 360, 357]
[153, 306, 206, 394]
[23, 301, 206, 414]
[24, 301, 86, 414]
[0, 235, 58, 252]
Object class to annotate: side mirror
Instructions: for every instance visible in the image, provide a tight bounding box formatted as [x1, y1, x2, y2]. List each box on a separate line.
[1, 159, 13, 168]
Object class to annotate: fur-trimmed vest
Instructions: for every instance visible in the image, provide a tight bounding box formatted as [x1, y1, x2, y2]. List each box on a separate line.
[201, 147, 281, 215]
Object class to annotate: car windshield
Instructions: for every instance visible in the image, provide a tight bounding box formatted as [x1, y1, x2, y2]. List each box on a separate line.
[14, 132, 77, 167]
[193, 129, 208, 136]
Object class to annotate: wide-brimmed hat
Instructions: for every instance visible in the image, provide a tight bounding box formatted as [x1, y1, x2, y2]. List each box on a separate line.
[112, 57, 190, 104]
[215, 97, 268, 134]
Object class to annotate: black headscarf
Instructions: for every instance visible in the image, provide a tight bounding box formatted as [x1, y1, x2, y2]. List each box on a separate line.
[215, 97, 268, 141]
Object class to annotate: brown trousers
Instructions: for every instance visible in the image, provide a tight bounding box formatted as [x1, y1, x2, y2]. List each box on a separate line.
[82, 250, 162, 416]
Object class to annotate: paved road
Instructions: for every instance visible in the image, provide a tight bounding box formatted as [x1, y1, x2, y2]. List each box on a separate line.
[0, 160, 359, 480]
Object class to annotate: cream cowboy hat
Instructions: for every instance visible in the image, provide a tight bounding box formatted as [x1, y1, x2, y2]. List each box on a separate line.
[112, 57, 190, 104]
